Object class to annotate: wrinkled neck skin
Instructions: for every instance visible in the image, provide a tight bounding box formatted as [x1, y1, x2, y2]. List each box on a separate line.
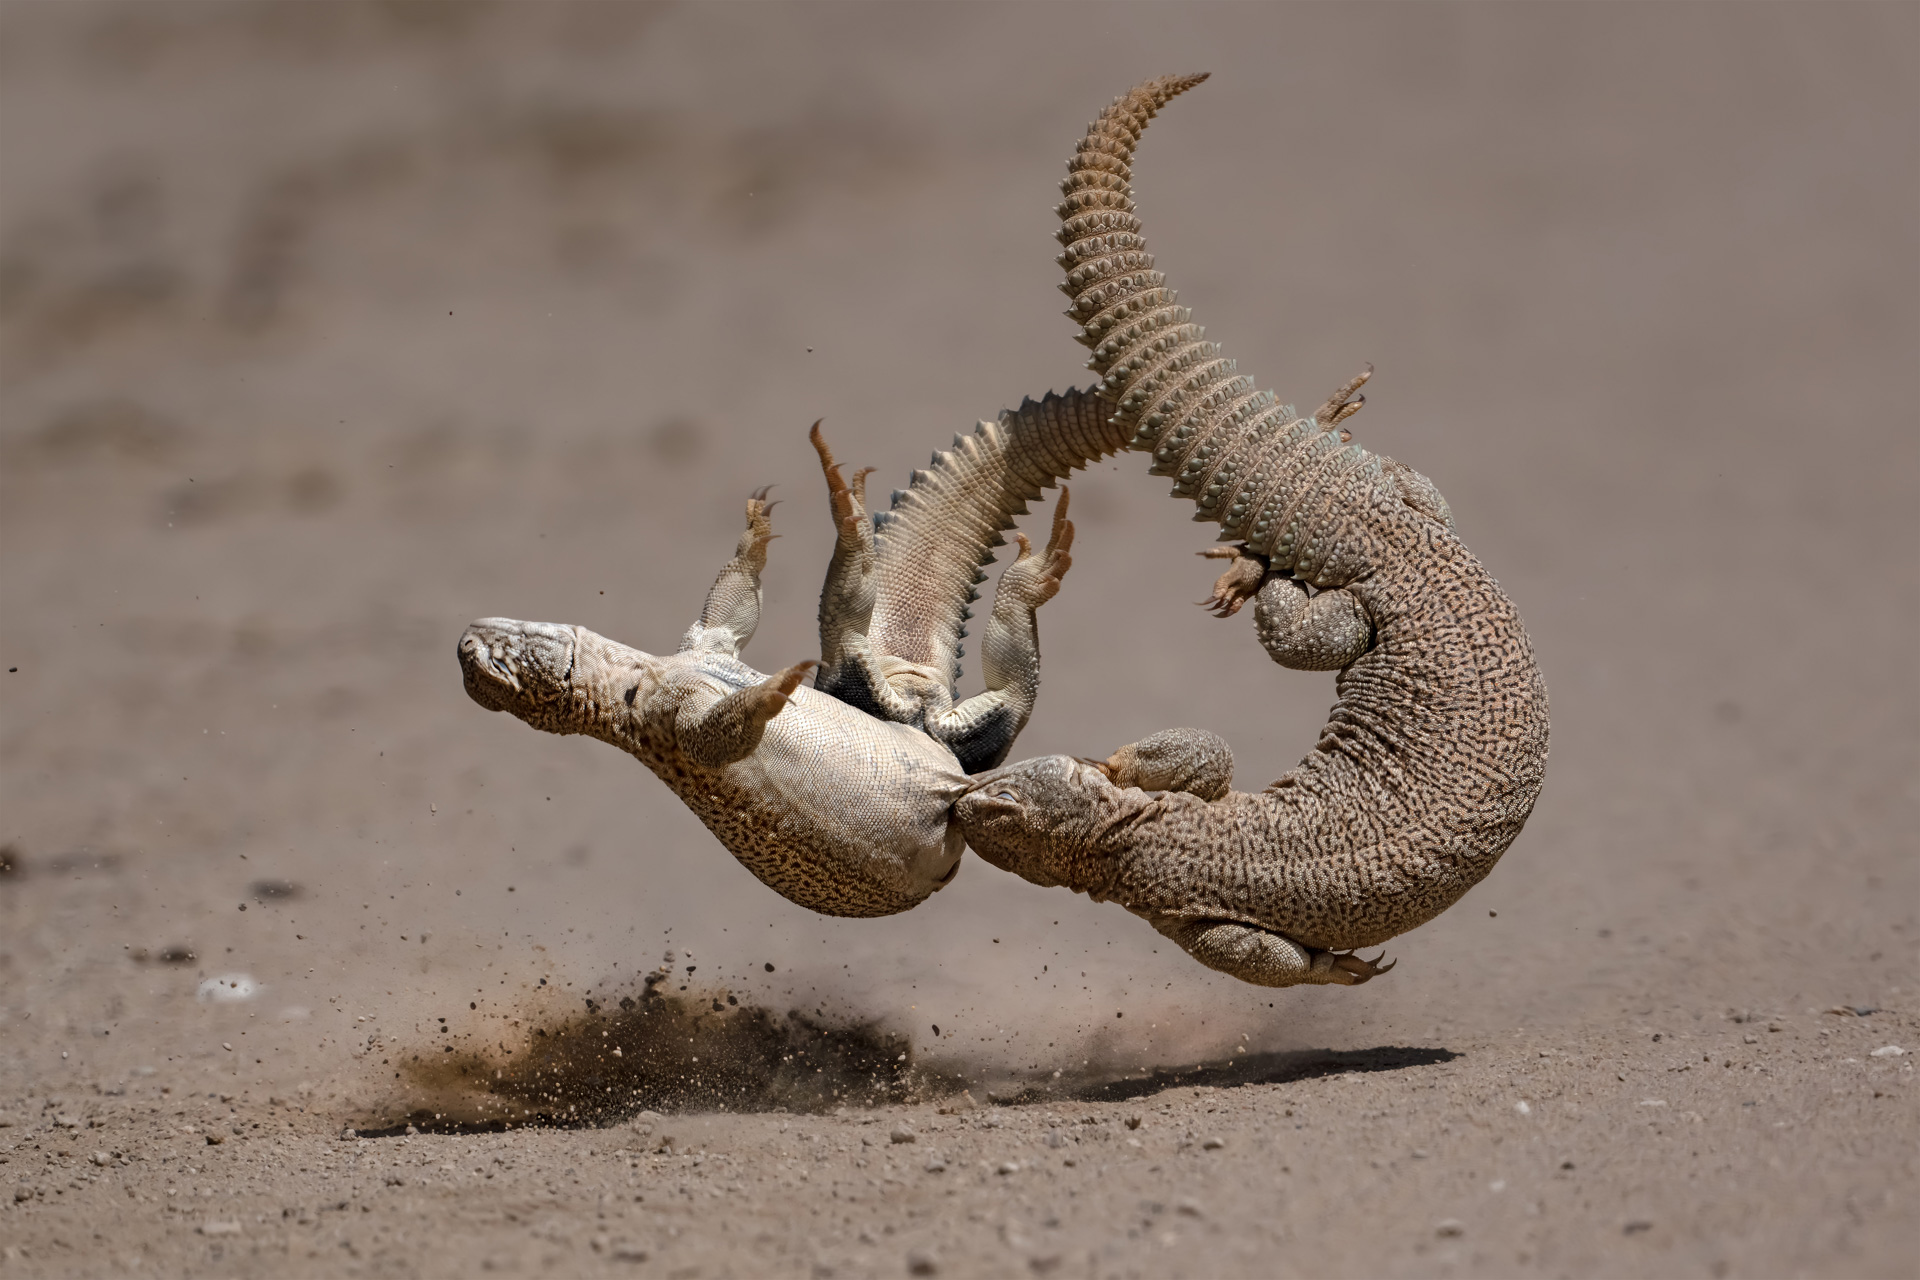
[459, 618, 667, 749]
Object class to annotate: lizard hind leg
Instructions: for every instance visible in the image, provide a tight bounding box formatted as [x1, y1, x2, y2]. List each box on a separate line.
[1152, 916, 1394, 988]
[808, 420, 915, 721]
[1252, 574, 1373, 671]
[927, 489, 1075, 774]
[1094, 727, 1234, 800]
[811, 421, 879, 662]
[1313, 363, 1372, 434]
[681, 489, 778, 657]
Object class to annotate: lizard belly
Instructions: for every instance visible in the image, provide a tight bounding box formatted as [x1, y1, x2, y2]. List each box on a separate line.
[659, 686, 970, 918]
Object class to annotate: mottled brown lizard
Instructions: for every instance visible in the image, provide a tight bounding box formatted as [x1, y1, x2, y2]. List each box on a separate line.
[956, 75, 1551, 986]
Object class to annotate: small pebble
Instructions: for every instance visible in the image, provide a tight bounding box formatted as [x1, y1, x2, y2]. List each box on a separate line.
[89, 1152, 110, 1167]
[1201, 1137, 1225, 1151]
[1411, 1148, 1430, 1159]
[890, 1126, 917, 1144]
[204, 1133, 224, 1146]
[1744, 1034, 1758, 1044]
[1435, 1219, 1465, 1238]
[1514, 1101, 1531, 1115]
[1124, 1115, 1143, 1131]
[1175, 1197, 1205, 1218]
[924, 1156, 946, 1173]
[996, 1161, 1020, 1175]
[1624, 1220, 1654, 1235]
[1868, 1045, 1906, 1058]
[906, 1248, 939, 1276]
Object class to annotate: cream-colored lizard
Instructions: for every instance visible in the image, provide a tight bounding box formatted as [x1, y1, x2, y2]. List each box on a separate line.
[459, 390, 1129, 916]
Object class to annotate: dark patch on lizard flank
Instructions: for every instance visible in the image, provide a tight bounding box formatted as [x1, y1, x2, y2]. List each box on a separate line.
[813, 660, 890, 722]
[948, 705, 1022, 775]
[623, 684, 638, 707]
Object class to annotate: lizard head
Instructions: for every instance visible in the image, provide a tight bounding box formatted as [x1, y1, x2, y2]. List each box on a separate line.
[954, 755, 1109, 889]
[459, 618, 581, 731]
[460, 618, 661, 741]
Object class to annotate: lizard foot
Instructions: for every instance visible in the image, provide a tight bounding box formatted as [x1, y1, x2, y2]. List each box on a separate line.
[1197, 545, 1269, 617]
[808, 421, 874, 547]
[994, 489, 1075, 609]
[1315, 948, 1396, 985]
[1313, 363, 1372, 435]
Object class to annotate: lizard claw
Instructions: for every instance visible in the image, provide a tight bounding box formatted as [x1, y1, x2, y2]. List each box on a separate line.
[998, 490, 1075, 608]
[809, 420, 873, 538]
[1197, 545, 1267, 618]
[1327, 949, 1394, 984]
[1314, 364, 1372, 432]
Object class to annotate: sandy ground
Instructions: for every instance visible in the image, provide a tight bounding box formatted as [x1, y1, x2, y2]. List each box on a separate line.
[1, 3, 1915, 1277]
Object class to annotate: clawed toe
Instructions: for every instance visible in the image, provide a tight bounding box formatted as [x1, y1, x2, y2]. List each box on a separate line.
[1314, 364, 1372, 432]
[1197, 545, 1267, 618]
[1329, 949, 1395, 984]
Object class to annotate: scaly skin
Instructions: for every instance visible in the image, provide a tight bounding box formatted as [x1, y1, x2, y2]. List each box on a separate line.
[458, 390, 1103, 918]
[955, 75, 1550, 986]
[813, 388, 1131, 771]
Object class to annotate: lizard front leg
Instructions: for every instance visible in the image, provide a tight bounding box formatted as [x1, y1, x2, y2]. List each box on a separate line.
[1091, 727, 1235, 801]
[674, 660, 817, 767]
[679, 489, 777, 658]
[926, 491, 1074, 773]
[1149, 915, 1394, 988]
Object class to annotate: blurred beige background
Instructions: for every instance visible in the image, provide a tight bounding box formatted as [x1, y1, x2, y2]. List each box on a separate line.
[1, 0, 1913, 1099]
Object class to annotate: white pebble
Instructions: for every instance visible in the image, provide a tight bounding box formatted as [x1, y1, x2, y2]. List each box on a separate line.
[1869, 1045, 1906, 1058]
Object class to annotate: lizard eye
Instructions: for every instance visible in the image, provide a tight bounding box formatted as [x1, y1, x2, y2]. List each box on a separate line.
[993, 790, 1017, 803]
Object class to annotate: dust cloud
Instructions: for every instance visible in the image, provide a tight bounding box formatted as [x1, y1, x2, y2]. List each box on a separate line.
[363, 953, 956, 1131]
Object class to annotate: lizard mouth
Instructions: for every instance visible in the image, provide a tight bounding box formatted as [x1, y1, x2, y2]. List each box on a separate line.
[458, 619, 578, 713]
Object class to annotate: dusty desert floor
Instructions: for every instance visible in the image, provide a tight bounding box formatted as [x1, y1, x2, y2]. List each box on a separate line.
[1, 3, 1915, 1277]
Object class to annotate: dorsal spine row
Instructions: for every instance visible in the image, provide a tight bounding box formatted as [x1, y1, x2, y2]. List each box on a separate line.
[1056, 74, 1387, 585]
[872, 388, 1130, 684]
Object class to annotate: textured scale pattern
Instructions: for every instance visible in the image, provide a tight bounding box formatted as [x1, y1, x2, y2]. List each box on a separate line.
[954, 75, 1550, 987]
[1056, 72, 1406, 585]
[868, 389, 1131, 687]
[458, 389, 1120, 919]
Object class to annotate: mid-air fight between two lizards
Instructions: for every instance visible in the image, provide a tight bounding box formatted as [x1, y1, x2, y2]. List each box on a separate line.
[459, 74, 1549, 989]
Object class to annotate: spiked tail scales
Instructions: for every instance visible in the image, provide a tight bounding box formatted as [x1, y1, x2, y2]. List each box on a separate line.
[1057, 74, 1397, 586]
[866, 388, 1129, 687]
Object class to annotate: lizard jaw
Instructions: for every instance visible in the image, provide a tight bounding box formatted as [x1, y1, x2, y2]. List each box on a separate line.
[458, 618, 579, 720]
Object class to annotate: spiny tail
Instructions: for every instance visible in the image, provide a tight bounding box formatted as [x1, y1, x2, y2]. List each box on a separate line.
[1057, 74, 1399, 585]
[868, 388, 1127, 687]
